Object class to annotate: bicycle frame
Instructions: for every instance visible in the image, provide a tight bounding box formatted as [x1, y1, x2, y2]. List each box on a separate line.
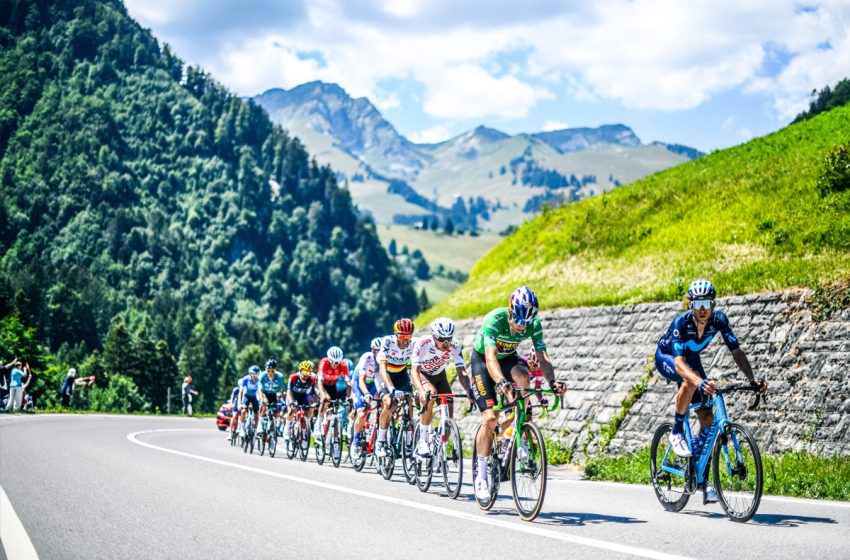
[492, 388, 561, 472]
[659, 393, 734, 486]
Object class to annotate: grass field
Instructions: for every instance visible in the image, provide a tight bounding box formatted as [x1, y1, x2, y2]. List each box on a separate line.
[419, 105, 850, 323]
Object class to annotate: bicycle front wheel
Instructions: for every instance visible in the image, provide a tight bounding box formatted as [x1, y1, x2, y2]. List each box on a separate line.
[268, 432, 277, 458]
[650, 422, 691, 512]
[401, 419, 417, 485]
[315, 429, 326, 465]
[713, 422, 763, 522]
[331, 417, 343, 468]
[442, 418, 463, 499]
[471, 425, 500, 510]
[258, 432, 266, 456]
[286, 423, 297, 460]
[414, 425, 432, 492]
[510, 422, 547, 521]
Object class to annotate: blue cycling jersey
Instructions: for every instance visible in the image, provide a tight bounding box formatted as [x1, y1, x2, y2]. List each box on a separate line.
[259, 372, 286, 394]
[239, 375, 260, 396]
[230, 387, 239, 401]
[657, 310, 740, 357]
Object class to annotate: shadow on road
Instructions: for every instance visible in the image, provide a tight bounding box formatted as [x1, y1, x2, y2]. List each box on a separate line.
[482, 508, 647, 526]
[682, 511, 837, 527]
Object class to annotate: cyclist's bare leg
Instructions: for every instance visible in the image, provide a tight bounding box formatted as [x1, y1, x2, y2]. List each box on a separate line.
[379, 394, 395, 429]
[674, 374, 700, 415]
[477, 408, 499, 455]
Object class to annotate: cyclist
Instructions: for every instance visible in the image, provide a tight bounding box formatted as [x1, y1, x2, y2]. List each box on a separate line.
[238, 366, 262, 435]
[258, 359, 286, 435]
[228, 385, 241, 438]
[284, 360, 318, 447]
[410, 317, 466, 458]
[351, 337, 382, 454]
[374, 318, 416, 458]
[469, 286, 566, 501]
[655, 278, 767, 503]
[316, 346, 350, 441]
[342, 357, 356, 434]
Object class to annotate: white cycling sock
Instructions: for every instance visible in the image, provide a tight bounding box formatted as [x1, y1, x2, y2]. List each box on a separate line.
[422, 425, 433, 443]
[476, 455, 489, 482]
[378, 427, 388, 443]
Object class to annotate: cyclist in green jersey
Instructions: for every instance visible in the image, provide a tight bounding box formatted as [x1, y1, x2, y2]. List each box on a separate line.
[470, 286, 566, 501]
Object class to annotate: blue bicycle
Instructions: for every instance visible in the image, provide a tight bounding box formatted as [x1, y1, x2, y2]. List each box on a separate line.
[650, 383, 765, 522]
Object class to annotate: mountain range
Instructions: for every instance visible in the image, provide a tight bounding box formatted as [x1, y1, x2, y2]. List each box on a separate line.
[254, 82, 703, 230]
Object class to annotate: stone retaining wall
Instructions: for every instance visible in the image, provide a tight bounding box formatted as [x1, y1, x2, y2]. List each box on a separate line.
[441, 289, 849, 461]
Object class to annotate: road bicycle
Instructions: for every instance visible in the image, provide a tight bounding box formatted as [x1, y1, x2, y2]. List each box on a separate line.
[377, 391, 417, 483]
[229, 410, 239, 447]
[413, 392, 466, 498]
[352, 401, 380, 473]
[285, 403, 317, 461]
[472, 387, 562, 521]
[258, 403, 281, 458]
[650, 382, 765, 522]
[317, 399, 349, 468]
[241, 407, 256, 454]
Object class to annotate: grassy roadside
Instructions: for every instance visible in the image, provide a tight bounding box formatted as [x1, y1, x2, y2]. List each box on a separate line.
[582, 448, 850, 501]
[28, 408, 217, 419]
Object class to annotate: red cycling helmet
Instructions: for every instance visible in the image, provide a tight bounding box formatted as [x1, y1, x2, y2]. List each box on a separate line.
[526, 353, 540, 373]
[394, 318, 414, 336]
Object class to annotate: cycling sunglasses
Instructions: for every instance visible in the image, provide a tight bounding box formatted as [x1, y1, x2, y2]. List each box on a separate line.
[434, 336, 452, 344]
[397, 335, 412, 342]
[691, 299, 713, 310]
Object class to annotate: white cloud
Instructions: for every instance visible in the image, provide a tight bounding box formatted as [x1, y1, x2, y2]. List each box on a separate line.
[126, 0, 850, 122]
[542, 120, 569, 131]
[408, 123, 456, 144]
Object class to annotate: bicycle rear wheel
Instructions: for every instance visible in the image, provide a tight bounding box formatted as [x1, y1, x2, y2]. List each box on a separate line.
[713, 422, 763, 522]
[472, 425, 500, 510]
[379, 426, 397, 480]
[510, 422, 547, 521]
[258, 431, 267, 456]
[650, 422, 691, 512]
[315, 429, 326, 465]
[331, 417, 343, 468]
[299, 421, 309, 461]
[268, 432, 278, 458]
[442, 418, 463, 499]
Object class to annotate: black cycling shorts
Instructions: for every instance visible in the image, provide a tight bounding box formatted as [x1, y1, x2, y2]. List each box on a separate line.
[262, 391, 278, 405]
[322, 383, 344, 401]
[418, 370, 452, 397]
[377, 371, 413, 398]
[469, 350, 526, 412]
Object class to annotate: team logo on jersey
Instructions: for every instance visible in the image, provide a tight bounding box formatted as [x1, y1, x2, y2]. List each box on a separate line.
[496, 339, 519, 353]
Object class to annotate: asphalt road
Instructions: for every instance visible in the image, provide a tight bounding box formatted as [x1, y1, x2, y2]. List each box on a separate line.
[1, 414, 848, 560]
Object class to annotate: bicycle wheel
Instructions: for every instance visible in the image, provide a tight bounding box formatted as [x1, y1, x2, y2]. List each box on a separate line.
[379, 428, 396, 480]
[268, 432, 278, 458]
[442, 418, 463, 499]
[472, 425, 500, 510]
[414, 425, 432, 492]
[248, 430, 255, 454]
[510, 422, 547, 521]
[331, 416, 343, 468]
[650, 423, 691, 512]
[315, 428, 326, 465]
[401, 419, 417, 485]
[713, 422, 763, 522]
[286, 422, 297, 460]
[299, 421, 309, 462]
[258, 431, 266, 456]
[242, 432, 249, 453]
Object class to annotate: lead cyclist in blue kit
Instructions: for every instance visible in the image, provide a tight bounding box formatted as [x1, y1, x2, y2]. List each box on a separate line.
[655, 279, 767, 502]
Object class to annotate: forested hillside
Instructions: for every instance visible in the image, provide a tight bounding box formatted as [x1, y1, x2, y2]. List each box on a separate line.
[0, 0, 417, 412]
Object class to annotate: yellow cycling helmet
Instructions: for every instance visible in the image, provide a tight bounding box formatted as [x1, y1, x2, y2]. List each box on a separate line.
[298, 360, 314, 373]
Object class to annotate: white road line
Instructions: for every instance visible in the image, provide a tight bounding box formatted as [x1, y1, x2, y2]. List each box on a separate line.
[0, 485, 39, 560]
[128, 429, 693, 560]
[550, 479, 850, 510]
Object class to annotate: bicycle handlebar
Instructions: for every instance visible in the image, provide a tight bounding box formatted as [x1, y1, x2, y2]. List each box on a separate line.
[710, 382, 768, 410]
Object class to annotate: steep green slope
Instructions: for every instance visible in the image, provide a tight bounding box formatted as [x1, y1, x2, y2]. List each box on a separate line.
[0, 0, 416, 412]
[421, 105, 850, 321]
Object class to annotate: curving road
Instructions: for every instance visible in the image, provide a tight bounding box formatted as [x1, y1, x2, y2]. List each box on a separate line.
[1, 414, 848, 559]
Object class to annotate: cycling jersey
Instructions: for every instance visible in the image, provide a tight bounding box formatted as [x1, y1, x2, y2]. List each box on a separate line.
[353, 352, 378, 386]
[657, 310, 740, 357]
[259, 372, 286, 394]
[473, 307, 546, 359]
[377, 335, 415, 373]
[287, 374, 316, 397]
[239, 375, 260, 397]
[518, 354, 544, 388]
[412, 335, 464, 376]
[318, 358, 349, 385]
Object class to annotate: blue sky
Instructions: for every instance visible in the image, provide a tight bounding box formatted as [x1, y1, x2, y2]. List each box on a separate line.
[125, 0, 850, 153]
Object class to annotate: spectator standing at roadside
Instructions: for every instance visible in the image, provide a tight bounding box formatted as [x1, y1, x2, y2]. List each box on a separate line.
[182, 376, 199, 415]
[59, 368, 94, 407]
[6, 360, 31, 412]
[0, 357, 17, 401]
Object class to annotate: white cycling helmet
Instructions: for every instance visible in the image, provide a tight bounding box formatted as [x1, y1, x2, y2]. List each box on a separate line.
[430, 317, 455, 339]
[327, 346, 344, 365]
[370, 337, 383, 352]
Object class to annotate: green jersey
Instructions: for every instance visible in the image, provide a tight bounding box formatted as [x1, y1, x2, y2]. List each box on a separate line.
[473, 307, 546, 359]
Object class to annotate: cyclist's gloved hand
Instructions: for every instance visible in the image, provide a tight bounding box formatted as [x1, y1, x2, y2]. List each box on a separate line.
[495, 379, 513, 400]
[750, 377, 767, 394]
[393, 389, 405, 400]
[697, 379, 716, 396]
[549, 379, 567, 396]
[362, 393, 371, 404]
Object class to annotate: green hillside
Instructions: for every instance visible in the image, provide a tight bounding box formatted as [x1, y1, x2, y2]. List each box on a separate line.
[421, 105, 850, 322]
